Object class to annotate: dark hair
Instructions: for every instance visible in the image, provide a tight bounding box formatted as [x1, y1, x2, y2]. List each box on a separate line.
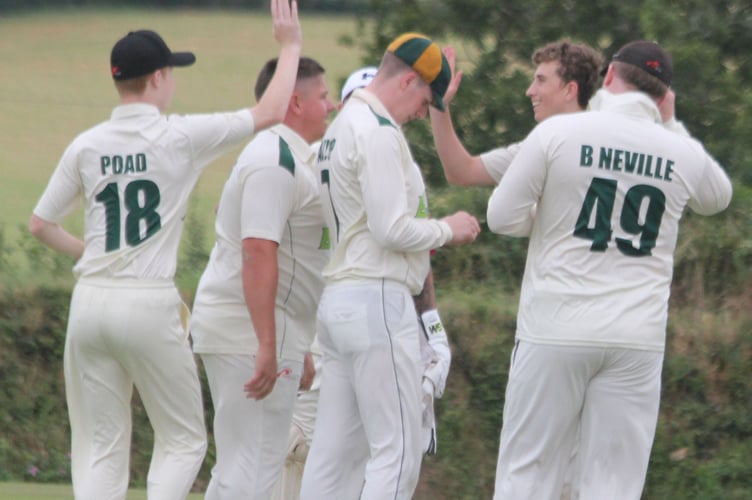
[532, 41, 603, 108]
[612, 61, 669, 100]
[254, 56, 326, 101]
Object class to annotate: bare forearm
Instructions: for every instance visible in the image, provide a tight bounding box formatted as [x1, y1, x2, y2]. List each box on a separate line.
[252, 44, 302, 131]
[413, 270, 437, 314]
[28, 214, 83, 260]
[242, 239, 279, 349]
[430, 107, 492, 186]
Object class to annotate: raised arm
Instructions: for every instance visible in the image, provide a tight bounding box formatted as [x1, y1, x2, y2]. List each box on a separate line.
[429, 46, 495, 186]
[250, 0, 302, 131]
[657, 88, 692, 137]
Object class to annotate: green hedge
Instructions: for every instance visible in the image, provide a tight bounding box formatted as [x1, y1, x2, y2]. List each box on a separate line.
[1, 284, 750, 497]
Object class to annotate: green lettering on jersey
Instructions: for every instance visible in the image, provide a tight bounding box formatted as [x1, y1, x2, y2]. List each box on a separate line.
[319, 227, 331, 250]
[590, 148, 674, 183]
[112, 155, 124, 174]
[598, 147, 613, 170]
[100, 153, 147, 175]
[580, 145, 594, 167]
[101, 156, 111, 175]
[612, 149, 624, 172]
[124, 155, 135, 174]
[318, 139, 336, 162]
[278, 138, 295, 175]
[623, 151, 639, 173]
[94, 179, 161, 252]
[664, 159, 674, 182]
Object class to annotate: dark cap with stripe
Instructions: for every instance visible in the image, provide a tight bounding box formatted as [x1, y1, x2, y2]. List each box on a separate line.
[110, 30, 196, 81]
[387, 33, 451, 111]
[607, 40, 672, 86]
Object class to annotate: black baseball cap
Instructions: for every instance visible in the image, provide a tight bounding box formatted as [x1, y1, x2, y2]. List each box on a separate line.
[110, 30, 196, 81]
[603, 40, 673, 86]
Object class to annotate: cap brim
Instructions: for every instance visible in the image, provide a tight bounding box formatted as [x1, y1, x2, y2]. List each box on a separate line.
[431, 92, 445, 112]
[169, 51, 196, 68]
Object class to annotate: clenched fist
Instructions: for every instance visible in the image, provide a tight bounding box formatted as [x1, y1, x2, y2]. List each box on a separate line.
[441, 211, 481, 245]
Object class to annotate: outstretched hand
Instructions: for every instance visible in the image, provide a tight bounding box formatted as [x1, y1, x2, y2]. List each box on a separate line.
[271, 0, 301, 50]
[441, 46, 463, 108]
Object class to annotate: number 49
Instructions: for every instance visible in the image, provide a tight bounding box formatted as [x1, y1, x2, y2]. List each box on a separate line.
[573, 177, 666, 257]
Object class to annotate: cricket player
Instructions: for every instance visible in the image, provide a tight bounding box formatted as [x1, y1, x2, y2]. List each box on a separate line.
[271, 66, 453, 499]
[190, 55, 335, 500]
[430, 39, 697, 500]
[27, 2, 301, 499]
[430, 40, 603, 186]
[487, 40, 732, 499]
[300, 33, 481, 500]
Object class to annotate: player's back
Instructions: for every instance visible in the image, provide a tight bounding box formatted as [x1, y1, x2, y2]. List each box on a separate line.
[490, 93, 731, 348]
[55, 106, 253, 281]
[529, 100, 730, 291]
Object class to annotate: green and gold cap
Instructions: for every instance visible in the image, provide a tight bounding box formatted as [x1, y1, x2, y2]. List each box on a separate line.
[387, 32, 450, 111]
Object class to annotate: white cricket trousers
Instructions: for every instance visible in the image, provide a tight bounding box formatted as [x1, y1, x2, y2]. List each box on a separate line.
[494, 341, 663, 500]
[271, 349, 323, 500]
[301, 280, 423, 500]
[201, 353, 302, 500]
[65, 279, 206, 500]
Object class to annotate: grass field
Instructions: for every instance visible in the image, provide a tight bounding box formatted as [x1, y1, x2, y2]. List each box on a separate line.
[0, 8, 364, 263]
[0, 481, 203, 500]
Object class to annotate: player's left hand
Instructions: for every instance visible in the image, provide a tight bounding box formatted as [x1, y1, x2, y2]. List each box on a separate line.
[244, 344, 278, 400]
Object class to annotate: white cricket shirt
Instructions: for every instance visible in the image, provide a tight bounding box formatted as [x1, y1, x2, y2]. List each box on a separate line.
[487, 90, 732, 351]
[317, 88, 452, 295]
[191, 125, 328, 360]
[33, 103, 255, 280]
[480, 142, 522, 183]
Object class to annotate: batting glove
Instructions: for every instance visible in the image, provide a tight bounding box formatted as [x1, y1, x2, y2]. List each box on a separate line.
[421, 377, 437, 455]
[420, 309, 451, 398]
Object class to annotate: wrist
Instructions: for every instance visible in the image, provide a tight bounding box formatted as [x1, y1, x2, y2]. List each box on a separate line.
[280, 42, 302, 54]
[257, 337, 276, 350]
[436, 220, 453, 247]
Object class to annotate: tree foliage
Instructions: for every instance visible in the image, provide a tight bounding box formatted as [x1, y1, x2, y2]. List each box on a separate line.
[352, 0, 752, 303]
[0, 0, 371, 13]
[358, 0, 751, 185]
[351, 1, 752, 497]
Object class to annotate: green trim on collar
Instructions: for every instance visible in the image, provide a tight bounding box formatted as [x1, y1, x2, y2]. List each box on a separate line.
[368, 105, 396, 128]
